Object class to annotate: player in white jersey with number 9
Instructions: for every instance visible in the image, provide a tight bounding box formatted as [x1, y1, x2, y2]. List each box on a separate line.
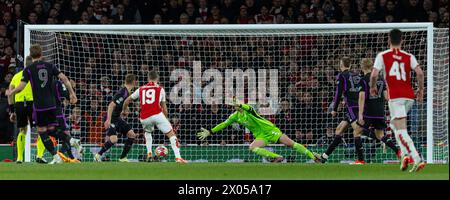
[122, 70, 187, 163]
[370, 29, 425, 172]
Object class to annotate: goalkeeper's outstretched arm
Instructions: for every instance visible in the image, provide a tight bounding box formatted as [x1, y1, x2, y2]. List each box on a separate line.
[197, 112, 238, 140]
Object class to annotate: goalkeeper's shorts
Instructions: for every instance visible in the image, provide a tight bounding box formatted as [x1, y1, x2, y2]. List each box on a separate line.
[254, 128, 283, 144]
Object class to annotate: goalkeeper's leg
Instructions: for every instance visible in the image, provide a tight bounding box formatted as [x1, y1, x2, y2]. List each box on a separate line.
[321, 121, 350, 162]
[278, 134, 321, 163]
[249, 139, 283, 162]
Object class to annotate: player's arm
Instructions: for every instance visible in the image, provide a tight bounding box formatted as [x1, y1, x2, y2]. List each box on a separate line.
[58, 73, 77, 104]
[197, 112, 238, 140]
[105, 101, 116, 129]
[358, 91, 365, 124]
[370, 53, 383, 96]
[227, 96, 255, 113]
[8, 69, 30, 96]
[7, 84, 15, 107]
[122, 97, 132, 111]
[330, 74, 344, 117]
[6, 81, 26, 98]
[7, 84, 17, 122]
[7, 81, 24, 125]
[358, 79, 367, 124]
[122, 96, 133, 116]
[123, 89, 139, 115]
[414, 66, 424, 103]
[239, 103, 252, 112]
[369, 69, 379, 90]
[106, 90, 126, 128]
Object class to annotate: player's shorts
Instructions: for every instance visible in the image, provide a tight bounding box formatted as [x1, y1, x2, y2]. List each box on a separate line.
[344, 106, 358, 123]
[56, 115, 69, 131]
[15, 101, 34, 128]
[33, 108, 57, 127]
[254, 128, 283, 145]
[388, 98, 414, 120]
[107, 117, 132, 136]
[140, 112, 173, 134]
[358, 117, 387, 130]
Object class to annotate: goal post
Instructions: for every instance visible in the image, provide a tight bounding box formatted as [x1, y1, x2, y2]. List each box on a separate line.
[23, 23, 447, 163]
[426, 24, 433, 164]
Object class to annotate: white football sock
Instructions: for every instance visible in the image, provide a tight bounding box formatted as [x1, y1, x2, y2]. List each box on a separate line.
[144, 132, 153, 156]
[169, 136, 181, 159]
[391, 125, 407, 157]
[396, 129, 421, 164]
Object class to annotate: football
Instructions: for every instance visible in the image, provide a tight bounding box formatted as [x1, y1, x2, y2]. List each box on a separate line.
[155, 145, 169, 158]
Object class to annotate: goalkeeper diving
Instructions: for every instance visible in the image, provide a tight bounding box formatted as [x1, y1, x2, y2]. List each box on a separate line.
[197, 97, 322, 163]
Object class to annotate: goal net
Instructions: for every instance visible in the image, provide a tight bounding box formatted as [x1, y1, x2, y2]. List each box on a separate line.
[24, 24, 448, 163]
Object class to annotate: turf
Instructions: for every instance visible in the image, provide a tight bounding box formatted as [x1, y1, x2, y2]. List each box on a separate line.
[0, 163, 447, 180]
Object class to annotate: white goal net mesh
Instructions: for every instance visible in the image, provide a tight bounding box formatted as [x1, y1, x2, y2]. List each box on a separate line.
[27, 26, 448, 163]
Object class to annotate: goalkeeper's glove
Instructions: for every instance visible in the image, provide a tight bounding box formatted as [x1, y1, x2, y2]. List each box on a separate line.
[197, 128, 211, 140]
[226, 96, 242, 107]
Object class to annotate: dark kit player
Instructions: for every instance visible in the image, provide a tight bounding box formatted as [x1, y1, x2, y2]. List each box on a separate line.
[357, 58, 400, 159]
[7, 44, 78, 164]
[94, 74, 137, 162]
[320, 57, 365, 164]
[54, 80, 84, 162]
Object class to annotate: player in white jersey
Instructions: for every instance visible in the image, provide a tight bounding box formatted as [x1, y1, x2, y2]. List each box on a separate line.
[122, 70, 188, 163]
[370, 29, 425, 172]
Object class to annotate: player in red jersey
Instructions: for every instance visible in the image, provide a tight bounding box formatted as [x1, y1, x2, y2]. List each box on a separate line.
[370, 29, 425, 172]
[122, 70, 187, 163]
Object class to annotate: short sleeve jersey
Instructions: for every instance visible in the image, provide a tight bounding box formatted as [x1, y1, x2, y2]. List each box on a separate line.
[22, 61, 61, 109]
[130, 81, 165, 119]
[111, 87, 130, 119]
[373, 48, 418, 100]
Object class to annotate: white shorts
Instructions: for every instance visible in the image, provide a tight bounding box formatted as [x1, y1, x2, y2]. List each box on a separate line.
[140, 112, 173, 134]
[388, 98, 415, 120]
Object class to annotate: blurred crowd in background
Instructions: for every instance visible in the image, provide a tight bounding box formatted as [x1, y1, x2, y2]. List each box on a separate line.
[1, 0, 444, 145]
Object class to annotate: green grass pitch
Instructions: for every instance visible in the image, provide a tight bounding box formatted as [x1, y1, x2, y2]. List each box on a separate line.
[0, 163, 447, 180]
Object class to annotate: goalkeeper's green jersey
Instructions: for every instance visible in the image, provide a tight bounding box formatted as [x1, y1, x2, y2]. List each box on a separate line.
[211, 104, 278, 135]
